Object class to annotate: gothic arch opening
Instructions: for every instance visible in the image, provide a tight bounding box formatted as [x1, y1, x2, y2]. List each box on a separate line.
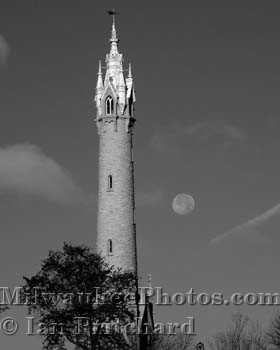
[106, 96, 114, 115]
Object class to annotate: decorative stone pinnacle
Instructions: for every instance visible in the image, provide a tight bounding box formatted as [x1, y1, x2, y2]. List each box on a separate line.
[96, 59, 103, 90]
[128, 63, 133, 78]
[108, 9, 119, 44]
[98, 60, 102, 74]
[147, 274, 152, 288]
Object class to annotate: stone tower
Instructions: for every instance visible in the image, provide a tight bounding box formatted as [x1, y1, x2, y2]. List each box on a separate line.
[95, 15, 137, 273]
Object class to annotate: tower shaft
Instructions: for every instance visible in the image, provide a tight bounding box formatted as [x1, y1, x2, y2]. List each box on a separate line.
[95, 19, 137, 273]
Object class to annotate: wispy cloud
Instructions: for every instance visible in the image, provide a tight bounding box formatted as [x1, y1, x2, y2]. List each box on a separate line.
[209, 203, 280, 245]
[136, 189, 163, 207]
[184, 122, 246, 143]
[0, 35, 10, 65]
[0, 144, 85, 205]
[151, 122, 246, 153]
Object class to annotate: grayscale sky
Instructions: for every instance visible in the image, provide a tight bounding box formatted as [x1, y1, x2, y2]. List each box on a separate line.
[1, 1, 280, 348]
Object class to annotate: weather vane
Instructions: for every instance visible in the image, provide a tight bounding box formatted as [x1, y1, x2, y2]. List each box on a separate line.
[107, 9, 120, 25]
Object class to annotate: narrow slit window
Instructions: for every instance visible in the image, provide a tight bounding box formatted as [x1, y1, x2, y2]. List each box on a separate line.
[108, 239, 113, 255]
[108, 175, 113, 190]
[106, 96, 114, 115]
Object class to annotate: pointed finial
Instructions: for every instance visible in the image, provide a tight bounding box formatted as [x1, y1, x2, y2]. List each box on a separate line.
[147, 274, 152, 289]
[128, 63, 133, 78]
[98, 60, 102, 74]
[96, 59, 103, 90]
[146, 274, 153, 298]
[107, 9, 120, 43]
[119, 64, 126, 88]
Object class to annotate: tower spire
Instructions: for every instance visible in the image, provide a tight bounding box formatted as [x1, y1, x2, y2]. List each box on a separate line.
[107, 9, 120, 55]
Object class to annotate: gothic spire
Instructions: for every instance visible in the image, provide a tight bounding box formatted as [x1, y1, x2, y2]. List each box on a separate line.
[94, 60, 103, 116]
[96, 60, 103, 90]
[128, 62, 133, 79]
[118, 65, 126, 110]
[108, 9, 119, 55]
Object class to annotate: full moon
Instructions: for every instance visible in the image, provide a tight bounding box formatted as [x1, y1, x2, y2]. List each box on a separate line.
[172, 193, 195, 216]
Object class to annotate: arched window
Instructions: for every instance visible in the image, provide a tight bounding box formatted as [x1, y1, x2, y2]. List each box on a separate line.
[106, 96, 114, 115]
[108, 239, 113, 255]
[108, 175, 113, 191]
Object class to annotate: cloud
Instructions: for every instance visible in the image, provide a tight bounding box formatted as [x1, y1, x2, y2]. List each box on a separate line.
[151, 122, 246, 153]
[184, 122, 246, 143]
[136, 189, 163, 207]
[209, 203, 280, 245]
[0, 144, 85, 205]
[0, 35, 10, 64]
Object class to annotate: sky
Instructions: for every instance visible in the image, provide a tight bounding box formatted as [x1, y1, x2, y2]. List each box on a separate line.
[1, 0, 280, 348]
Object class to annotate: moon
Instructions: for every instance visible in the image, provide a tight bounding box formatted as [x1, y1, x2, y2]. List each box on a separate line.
[172, 193, 195, 216]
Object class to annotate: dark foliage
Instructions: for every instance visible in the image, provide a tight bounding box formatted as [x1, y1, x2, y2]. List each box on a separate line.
[22, 243, 138, 350]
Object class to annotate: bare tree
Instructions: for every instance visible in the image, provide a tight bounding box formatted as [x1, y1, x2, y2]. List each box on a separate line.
[153, 332, 194, 350]
[208, 313, 267, 350]
[266, 312, 280, 349]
